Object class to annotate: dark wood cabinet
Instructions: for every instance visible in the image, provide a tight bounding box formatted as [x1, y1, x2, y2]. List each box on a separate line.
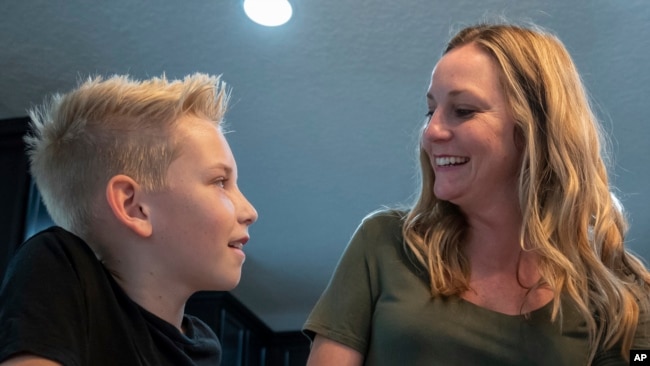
[0, 117, 31, 286]
[187, 291, 310, 366]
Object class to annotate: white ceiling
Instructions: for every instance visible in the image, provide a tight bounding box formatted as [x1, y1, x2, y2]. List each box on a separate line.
[1, 0, 649, 331]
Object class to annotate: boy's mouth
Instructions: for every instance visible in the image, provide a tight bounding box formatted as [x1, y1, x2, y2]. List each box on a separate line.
[228, 242, 244, 250]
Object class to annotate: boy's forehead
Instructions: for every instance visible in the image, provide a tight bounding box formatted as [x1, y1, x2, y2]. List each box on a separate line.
[174, 116, 222, 139]
[177, 113, 220, 128]
[174, 116, 232, 157]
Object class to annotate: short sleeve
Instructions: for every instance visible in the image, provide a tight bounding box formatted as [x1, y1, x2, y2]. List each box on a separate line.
[0, 229, 89, 365]
[302, 218, 380, 355]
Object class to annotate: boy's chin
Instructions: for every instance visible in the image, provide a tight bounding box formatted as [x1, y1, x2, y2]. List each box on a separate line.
[216, 275, 242, 292]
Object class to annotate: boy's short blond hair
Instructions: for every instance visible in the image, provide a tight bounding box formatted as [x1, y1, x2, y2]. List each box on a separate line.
[26, 73, 229, 238]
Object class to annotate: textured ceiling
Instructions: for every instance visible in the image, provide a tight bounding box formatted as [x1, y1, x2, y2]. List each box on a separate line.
[1, 0, 649, 331]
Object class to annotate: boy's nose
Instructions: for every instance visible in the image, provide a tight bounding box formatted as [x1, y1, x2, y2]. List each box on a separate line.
[238, 192, 258, 225]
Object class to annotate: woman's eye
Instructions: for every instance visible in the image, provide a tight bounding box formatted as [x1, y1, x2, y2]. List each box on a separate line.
[214, 179, 227, 188]
[425, 106, 437, 120]
[455, 108, 475, 118]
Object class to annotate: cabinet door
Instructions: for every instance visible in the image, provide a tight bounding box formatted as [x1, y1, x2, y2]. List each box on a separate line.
[243, 329, 266, 366]
[0, 117, 31, 285]
[220, 308, 247, 366]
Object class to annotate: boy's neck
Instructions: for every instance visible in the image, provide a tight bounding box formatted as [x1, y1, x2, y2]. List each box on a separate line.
[108, 264, 188, 332]
[89, 227, 190, 333]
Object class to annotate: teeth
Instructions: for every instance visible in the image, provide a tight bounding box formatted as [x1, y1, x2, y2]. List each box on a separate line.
[229, 243, 243, 250]
[435, 156, 468, 166]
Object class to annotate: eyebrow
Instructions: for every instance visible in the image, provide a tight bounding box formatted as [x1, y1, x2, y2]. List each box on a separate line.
[427, 89, 468, 102]
[207, 163, 233, 175]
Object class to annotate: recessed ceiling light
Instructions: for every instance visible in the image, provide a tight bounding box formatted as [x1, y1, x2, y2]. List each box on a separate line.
[243, 0, 293, 27]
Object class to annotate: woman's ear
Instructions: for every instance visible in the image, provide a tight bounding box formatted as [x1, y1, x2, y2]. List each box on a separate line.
[105, 175, 153, 238]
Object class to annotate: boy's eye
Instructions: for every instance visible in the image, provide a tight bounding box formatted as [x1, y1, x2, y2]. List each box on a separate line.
[214, 179, 226, 188]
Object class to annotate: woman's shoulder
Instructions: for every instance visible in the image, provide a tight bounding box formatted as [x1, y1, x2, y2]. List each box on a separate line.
[360, 208, 407, 229]
[352, 208, 409, 252]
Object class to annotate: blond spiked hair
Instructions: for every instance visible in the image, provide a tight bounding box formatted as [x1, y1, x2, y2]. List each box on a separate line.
[26, 73, 229, 239]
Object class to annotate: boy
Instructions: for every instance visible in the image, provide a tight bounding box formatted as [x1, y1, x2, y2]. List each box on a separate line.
[0, 74, 258, 365]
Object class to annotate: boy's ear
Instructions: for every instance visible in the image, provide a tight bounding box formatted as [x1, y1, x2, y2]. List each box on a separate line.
[105, 175, 152, 238]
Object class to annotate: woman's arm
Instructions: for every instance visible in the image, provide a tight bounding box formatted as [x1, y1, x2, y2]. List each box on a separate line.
[0, 354, 62, 366]
[307, 335, 364, 366]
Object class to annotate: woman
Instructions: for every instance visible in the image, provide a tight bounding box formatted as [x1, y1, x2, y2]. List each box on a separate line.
[303, 23, 650, 365]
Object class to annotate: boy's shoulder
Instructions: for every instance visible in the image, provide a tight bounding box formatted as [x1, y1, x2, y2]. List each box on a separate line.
[15, 226, 97, 266]
[1, 226, 222, 365]
[23, 225, 85, 246]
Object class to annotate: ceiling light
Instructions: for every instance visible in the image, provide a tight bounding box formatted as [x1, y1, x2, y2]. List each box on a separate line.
[243, 0, 293, 27]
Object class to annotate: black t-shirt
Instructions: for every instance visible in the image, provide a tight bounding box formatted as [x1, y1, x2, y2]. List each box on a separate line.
[0, 227, 222, 366]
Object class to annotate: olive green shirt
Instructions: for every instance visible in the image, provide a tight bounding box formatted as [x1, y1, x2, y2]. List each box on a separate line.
[304, 210, 647, 365]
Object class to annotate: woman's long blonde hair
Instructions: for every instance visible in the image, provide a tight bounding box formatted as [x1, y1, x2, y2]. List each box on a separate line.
[403, 23, 650, 362]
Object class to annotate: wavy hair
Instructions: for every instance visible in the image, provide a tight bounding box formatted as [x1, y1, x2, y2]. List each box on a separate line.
[26, 73, 229, 239]
[402, 23, 650, 362]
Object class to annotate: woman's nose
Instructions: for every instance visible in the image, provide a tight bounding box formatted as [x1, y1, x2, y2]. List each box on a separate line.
[422, 111, 452, 142]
